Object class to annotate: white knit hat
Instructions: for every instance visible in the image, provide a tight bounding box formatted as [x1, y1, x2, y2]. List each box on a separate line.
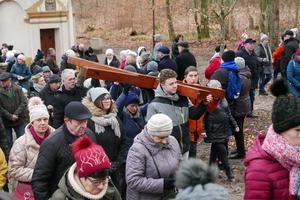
[147, 114, 173, 137]
[17, 54, 25, 61]
[106, 49, 114, 56]
[28, 97, 49, 123]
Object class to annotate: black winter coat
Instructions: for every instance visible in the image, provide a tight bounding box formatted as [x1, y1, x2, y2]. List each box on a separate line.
[171, 39, 180, 59]
[31, 124, 96, 200]
[53, 85, 87, 128]
[235, 46, 259, 89]
[103, 55, 120, 68]
[203, 98, 238, 144]
[158, 56, 178, 73]
[39, 84, 58, 126]
[280, 38, 299, 73]
[6, 59, 15, 73]
[60, 54, 76, 71]
[31, 56, 47, 70]
[84, 51, 99, 63]
[176, 49, 197, 80]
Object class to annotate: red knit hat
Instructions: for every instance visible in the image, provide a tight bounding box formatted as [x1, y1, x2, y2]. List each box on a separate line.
[72, 136, 111, 178]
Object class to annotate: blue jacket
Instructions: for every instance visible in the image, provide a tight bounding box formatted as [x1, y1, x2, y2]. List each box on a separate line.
[287, 53, 300, 97]
[158, 56, 178, 73]
[10, 61, 31, 89]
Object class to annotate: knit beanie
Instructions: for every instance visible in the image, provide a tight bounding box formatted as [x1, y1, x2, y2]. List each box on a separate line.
[125, 91, 139, 107]
[234, 57, 246, 69]
[147, 113, 173, 137]
[28, 97, 49, 123]
[32, 65, 43, 75]
[270, 79, 300, 133]
[140, 51, 150, 60]
[17, 54, 25, 61]
[221, 50, 235, 62]
[88, 47, 94, 53]
[88, 87, 109, 103]
[72, 136, 111, 178]
[43, 66, 51, 73]
[147, 61, 158, 72]
[37, 49, 45, 59]
[49, 74, 61, 84]
[124, 65, 137, 73]
[65, 49, 76, 58]
[260, 33, 268, 42]
[106, 49, 114, 56]
[120, 50, 128, 58]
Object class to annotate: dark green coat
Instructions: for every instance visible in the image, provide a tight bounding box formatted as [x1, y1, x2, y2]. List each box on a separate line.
[0, 83, 27, 127]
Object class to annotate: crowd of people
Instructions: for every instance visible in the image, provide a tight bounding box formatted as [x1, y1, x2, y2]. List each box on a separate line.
[0, 27, 299, 199]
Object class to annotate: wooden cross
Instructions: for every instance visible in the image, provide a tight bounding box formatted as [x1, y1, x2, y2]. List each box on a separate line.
[68, 57, 225, 100]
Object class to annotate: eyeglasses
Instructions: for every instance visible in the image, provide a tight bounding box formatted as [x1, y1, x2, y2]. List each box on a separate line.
[102, 97, 111, 102]
[86, 176, 108, 186]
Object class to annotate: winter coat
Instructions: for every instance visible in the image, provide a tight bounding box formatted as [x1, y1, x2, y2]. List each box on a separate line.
[205, 57, 221, 80]
[0, 117, 9, 161]
[8, 124, 55, 194]
[176, 49, 197, 80]
[126, 127, 183, 200]
[53, 85, 87, 129]
[84, 51, 99, 63]
[244, 134, 289, 200]
[60, 54, 77, 71]
[31, 56, 47, 69]
[0, 83, 27, 127]
[6, 57, 15, 73]
[31, 124, 96, 200]
[171, 38, 179, 59]
[235, 46, 259, 89]
[287, 53, 300, 97]
[103, 55, 120, 68]
[46, 55, 59, 74]
[10, 61, 31, 89]
[157, 56, 178, 73]
[140, 58, 151, 74]
[82, 96, 127, 166]
[146, 85, 208, 154]
[51, 163, 121, 200]
[39, 84, 58, 126]
[0, 148, 7, 191]
[203, 98, 238, 144]
[152, 35, 162, 61]
[256, 42, 273, 74]
[281, 37, 299, 73]
[272, 44, 284, 68]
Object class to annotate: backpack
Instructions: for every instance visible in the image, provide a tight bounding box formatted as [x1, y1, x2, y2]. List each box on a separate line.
[226, 69, 241, 100]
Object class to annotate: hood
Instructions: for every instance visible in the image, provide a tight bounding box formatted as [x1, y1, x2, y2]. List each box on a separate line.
[154, 34, 161, 42]
[84, 50, 92, 57]
[220, 61, 239, 71]
[210, 52, 220, 62]
[292, 53, 299, 63]
[244, 134, 277, 167]
[138, 46, 146, 56]
[239, 66, 252, 78]
[155, 84, 179, 101]
[61, 53, 68, 61]
[82, 96, 117, 117]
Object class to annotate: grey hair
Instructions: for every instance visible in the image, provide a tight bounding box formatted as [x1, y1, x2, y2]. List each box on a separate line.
[207, 79, 221, 88]
[61, 69, 75, 81]
[175, 158, 219, 190]
[48, 48, 55, 55]
[31, 73, 43, 84]
[79, 43, 84, 48]
[126, 54, 136, 63]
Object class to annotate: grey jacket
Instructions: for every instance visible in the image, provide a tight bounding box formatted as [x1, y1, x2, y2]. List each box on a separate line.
[152, 34, 162, 61]
[256, 42, 273, 74]
[126, 127, 182, 200]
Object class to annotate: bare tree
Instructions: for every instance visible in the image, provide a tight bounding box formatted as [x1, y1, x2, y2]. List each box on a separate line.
[245, 0, 254, 30]
[200, 0, 210, 38]
[193, 0, 202, 41]
[78, 0, 85, 18]
[267, 0, 279, 52]
[295, 0, 299, 27]
[166, 0, 176, 40]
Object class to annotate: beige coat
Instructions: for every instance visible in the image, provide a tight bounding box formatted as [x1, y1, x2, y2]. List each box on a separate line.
[8, 123, 55, 194]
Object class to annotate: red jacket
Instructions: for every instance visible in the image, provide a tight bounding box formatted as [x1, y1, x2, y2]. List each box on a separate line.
[272, 45, 284, 68]
[244, 134, 293, 200]
[119, 59, 126, 69]
[205, 57, 221, 80]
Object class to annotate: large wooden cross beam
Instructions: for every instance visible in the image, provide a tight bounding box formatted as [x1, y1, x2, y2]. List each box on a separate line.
[68, 57, 225, 100]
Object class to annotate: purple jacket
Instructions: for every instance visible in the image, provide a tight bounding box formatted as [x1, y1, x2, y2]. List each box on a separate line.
[126, 127, 182, 200]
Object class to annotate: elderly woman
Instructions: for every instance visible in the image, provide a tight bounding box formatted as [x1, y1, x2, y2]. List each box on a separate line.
[244, 79, 300, 200]
[29, 73, 46, 98]
[10, 54, 31, 89]
[51, 136, 121, 199]
[8, 97, 55, 194]
[82, 87, 126, 194]
[126, 113, 183, 200]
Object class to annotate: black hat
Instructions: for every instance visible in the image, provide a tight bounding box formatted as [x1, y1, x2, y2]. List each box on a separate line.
[284, 30, 294, 37]
[270, 79, 300, 133]
[37, 49, 45, 59]
[0, 72, 11, 81]
[88, 47, 94, 53]
[49, 74, 61, 84]
[32, 65, 43, 76]
[215, 45, 227, 53]
[2, 43, 8, 47]
[176, 41, 189, 48]
[7, 45, 13, 51]
[221, 50, 235, 62]
[65, 102, 92, 120]
[244, 38, 256, 44]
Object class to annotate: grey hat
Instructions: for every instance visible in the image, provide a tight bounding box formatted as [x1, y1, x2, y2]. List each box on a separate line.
[147, 61, 158, 72]
[147, 114, 173, 137]
[0, 72, 11, 81]
[43, 66, 51, 73]
[65, 102, 92, 120]
[140, 51, 150, 60]
[176, 41, 189, 48]
[49, 74, 61, 84]
[235, 57, 246, 69]
[124, 65, 137, 73]
[89, 87, 109, 103]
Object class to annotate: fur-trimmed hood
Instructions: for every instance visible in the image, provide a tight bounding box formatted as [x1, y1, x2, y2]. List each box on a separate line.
[82, 96, 118, 117]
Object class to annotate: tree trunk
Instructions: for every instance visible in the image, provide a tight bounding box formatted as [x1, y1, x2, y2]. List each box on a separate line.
[200, 0, 210, 38]
[259, 0, 268, 34]
[193, 0, 201, 41]
[224, 0, 230, 40]
[245, 1, 254, 30]
[267, 0, 279, 52]
[166, 0, 176, 41]
[78, 0, 85, 18]
[295, 0, 299, 27]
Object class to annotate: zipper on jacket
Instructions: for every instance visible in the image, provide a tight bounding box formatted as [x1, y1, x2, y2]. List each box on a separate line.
[179, 107, 185, 123]
[162, 148, 170, 176]
[172, 101, 183, 152]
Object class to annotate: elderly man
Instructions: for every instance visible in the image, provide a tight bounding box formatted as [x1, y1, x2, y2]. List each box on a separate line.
[0, 72, 27, 150]
[157, 46, 178, 73]
[31, 102, 97, 200]
[46, 48, 59, 75]
[176, 41, 197, 80]
[53, 69, 87, 128]
[126, 51, 145, 74]
[77, 43, 85, 58]
[236, 38, 259, 118]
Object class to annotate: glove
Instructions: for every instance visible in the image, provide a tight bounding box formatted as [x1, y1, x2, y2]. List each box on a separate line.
[163, 177, 175, 190]
[123, 84, 132, 96]
[262, 58, 270, 64]
[110, 161, 120, 173]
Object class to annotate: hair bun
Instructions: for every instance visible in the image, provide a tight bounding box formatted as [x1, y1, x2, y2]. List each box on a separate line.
[270, 79, 290, 97]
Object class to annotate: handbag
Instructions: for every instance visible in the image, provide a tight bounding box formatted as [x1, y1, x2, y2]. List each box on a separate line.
[14, 182, 34, 200]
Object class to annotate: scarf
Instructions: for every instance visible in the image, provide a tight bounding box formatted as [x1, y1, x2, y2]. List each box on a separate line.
[123, 106, 141, 119]
[220, 61, 239, 70]
[262, 125, 300, 196]
[33, 83, 44, 93]
[262, 43, 273, 62]
[30, 126, 50, 145]
[91, 112, 121, 138]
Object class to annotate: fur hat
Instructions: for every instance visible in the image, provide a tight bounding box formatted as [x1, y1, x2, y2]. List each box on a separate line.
[125, 91, 139, 107]
[88, 87, 109, 103]
[235, 57, 246, 69]
[147, 114, 173, 137]
[124, 65, 137, 73]
[28, 97, 49, 123]
[72, 136, 111, 178]
[270, 79, 300, 133]
[221, 50, 235, 62]
[140, 51, 150, 60]
[260, 33, 268, 42]
[37, 49, 45, 59]
[106, 49, 114, 56]
[17, 54, 25, 61]
[147, 61, 158, 72]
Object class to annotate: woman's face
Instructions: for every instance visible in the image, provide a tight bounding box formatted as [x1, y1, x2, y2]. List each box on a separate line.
[32, 118, 49, 136]
[80, 176, 108, 195]
[150, 134, 169, 146]
[281, 125, 300, 146]
[18, 59, 24, 65]
[38, 77, 46, 86]
[179, 36, 183, 41]
[262, 39, 269, 44]
[126, 103, 138, 114]
[139, 48, 146, 56]
[98, 94, 111, 113]
[106, 54, 113, 60]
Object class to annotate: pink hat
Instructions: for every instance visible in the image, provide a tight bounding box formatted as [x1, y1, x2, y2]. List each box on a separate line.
[28, 97, 49, 123]
[17, 54, 25, 61]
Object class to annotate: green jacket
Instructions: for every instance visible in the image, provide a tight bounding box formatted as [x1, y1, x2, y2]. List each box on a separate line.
[51, 164, 121, 200]
[0, 83, 27, 127]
